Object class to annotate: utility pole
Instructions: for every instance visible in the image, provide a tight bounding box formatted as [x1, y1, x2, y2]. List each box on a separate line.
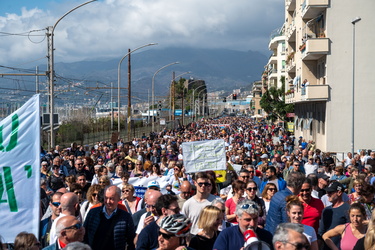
[110, 82, 113, 130]
[127, 49, 131, 141]
[171, 72, 175, 121]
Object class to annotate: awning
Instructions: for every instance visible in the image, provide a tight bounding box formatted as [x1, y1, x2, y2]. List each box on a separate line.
[305, 118, 313, 130]
[294, 118, 299, 127]
[298, 118, 304, 128]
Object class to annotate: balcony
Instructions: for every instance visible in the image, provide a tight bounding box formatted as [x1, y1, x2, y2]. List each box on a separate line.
[301, 0, 329, 19]
[287, 60, 296, 73]
[285, 85, 329, 103]
[301, 38, 329, 60]
[268, 68, 277, 80]
[286, 0, 296, 11]
[268, 54, 277, 64]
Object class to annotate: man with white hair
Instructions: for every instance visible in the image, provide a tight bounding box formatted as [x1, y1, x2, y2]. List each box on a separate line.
[43, 215, 85, 250]
[213, 200, 273, 250]
[273, 223, 310, 250]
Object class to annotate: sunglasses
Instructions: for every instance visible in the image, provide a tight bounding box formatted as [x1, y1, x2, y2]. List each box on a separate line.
[99, 181, 106, 184]
[64, 223, 82, 230]
[241, 203, 258, 210]
[197, 182, 212, 187]
[146, 204, 156, 209]
[300, 189, 311, 193]
[240, 175, 250, 178]
[122, 190, 131, 193]
[74, 191, 82, 194]
[76, 163, 83, 165]
[284, 241, 310, 250]
[268, 188, 276, 192]
[247, 187, 257, 191]
[51, 202, 61, 207]
[158, 231, 175, 240]
[174, 168, 180, 171]
[92, 193, 98, 197]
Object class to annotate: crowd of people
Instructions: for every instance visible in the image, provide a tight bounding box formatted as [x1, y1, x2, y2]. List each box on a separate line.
[2, 116, 375, 250]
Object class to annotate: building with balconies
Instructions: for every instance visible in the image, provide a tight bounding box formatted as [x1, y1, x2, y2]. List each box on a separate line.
[284, 0, 375, 152]
[265, 26, 287, 89]
[250, 81, 263, 117]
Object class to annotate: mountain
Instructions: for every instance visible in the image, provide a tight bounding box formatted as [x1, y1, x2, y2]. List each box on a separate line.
[0, 47, 268, 105]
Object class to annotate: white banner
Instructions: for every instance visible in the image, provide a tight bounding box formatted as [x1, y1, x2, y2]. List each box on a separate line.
[0, 94, 40, 243]
[182, 139, 226, 173]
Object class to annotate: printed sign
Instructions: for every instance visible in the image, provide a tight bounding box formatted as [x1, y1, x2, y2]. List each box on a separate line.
[0, 95, 40, 243]
[182, 139, 226, 173]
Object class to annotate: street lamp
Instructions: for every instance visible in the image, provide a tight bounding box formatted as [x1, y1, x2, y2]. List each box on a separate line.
[197, 88, 207, 120]
[192, 84, 205, 121]
[117, 43, 157, 134]
[47, 0, 97, 149]
[351, 16, 361, 155]
[152, 62, 179, 132]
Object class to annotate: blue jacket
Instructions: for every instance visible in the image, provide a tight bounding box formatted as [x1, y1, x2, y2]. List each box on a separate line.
[265, 187, 293, 234]
[213, 225, 273, 250]
[259, 177, 286, 193]
[84, 205, 135, 250]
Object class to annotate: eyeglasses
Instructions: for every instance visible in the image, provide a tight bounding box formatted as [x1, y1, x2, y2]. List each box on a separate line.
[268, 188, 276, 192]
[63, 223, 82, 230]
[240, 175, 250, 178]
[283, 241, 310, 250]
[247, 187, 257, 191]
[51, 202, 61, 207]
[158, 231, 175, 240]
[174, 168, 180, 171]
[300, 189, 311, 193]
[197, 182, 212, 187]
[122, 190, 131, 193]
[168, 206, 180, 213]
[241, 203, 258, 210]
[146, 204, 156, 209]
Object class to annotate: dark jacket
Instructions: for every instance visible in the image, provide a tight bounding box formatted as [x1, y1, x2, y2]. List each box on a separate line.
[84, 205, 135, 250]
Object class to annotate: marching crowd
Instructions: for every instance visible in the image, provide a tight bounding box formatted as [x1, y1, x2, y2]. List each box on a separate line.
[3, 116, 375, 250]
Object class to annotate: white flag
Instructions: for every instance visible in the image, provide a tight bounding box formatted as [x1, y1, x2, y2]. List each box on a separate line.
[0, 94, 40, 243]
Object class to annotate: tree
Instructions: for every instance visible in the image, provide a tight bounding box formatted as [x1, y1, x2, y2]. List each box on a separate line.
[260, 76, 294, 122]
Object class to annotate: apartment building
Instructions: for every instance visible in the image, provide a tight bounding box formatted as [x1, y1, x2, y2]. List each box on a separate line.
[266, 27, 287, 89]
[284, 0, 375, 152]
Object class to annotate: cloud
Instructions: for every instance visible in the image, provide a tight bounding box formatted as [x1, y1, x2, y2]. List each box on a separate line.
[0, 0, 284, 66]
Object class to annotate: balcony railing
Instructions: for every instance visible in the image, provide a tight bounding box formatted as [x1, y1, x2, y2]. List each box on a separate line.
[286, 0, 296, 11]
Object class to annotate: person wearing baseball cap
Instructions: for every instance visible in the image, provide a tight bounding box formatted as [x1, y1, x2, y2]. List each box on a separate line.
[318, 181, 349, 249]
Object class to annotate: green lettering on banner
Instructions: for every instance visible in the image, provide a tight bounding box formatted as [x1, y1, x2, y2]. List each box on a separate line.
[0, 173, 7, 203]
[24, 165, 32, 178]
[0, 114, 19, 152]
[3, 167, 18, 212]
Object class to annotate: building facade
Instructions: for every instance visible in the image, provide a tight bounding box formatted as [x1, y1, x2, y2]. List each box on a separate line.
[284, 0, 375, 152]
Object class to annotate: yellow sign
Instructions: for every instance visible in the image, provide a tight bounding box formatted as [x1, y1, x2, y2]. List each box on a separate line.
[287, 122, 294, 132]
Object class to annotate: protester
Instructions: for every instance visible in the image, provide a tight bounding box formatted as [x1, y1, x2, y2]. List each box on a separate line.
[14, 232, 41, 250]
[182, 172, 217, 235]
[213, 200, 273, 250]
[84, 185, 135, 250]
[189, 206, 223, 250]
[323, 203, 367, 250]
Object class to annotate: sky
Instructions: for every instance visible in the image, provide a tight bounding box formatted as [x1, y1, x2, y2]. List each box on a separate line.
[0, 0, 284, 67]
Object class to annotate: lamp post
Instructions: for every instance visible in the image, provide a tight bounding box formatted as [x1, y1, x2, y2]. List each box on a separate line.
[152, 62, 179, 132]
[351, 17, 361, 156]
[192, 85, 205, 116]
[169, 71, 191, 121]
[117, 43, 157, 135]
[197, 88, 207, 120]
[47, 0, 96, 149]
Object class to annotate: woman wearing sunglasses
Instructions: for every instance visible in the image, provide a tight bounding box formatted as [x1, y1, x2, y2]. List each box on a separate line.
[80, 184, 102, 222]
[121, 183, 141, 215]
[261, 183, 278, 214]
[245, 180, 266, 228]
